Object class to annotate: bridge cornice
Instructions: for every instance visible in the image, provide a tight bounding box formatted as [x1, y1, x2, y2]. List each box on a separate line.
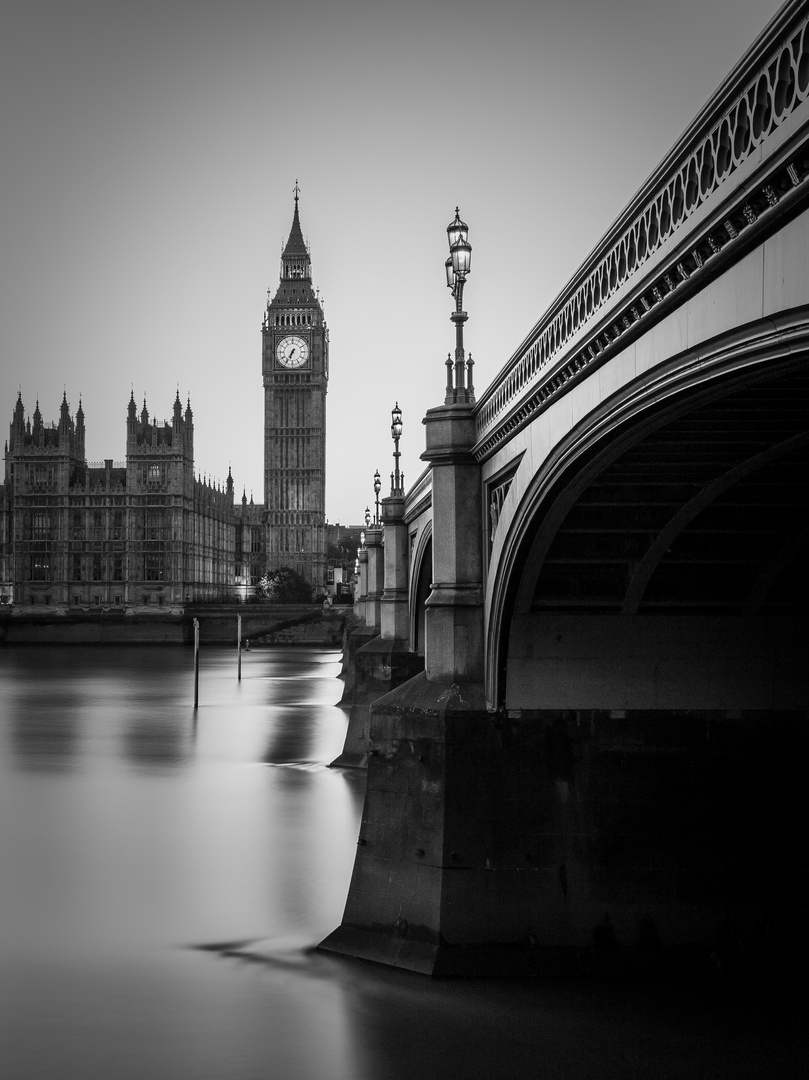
[473, 0, 809, 463]
[402, 466, 431, 520]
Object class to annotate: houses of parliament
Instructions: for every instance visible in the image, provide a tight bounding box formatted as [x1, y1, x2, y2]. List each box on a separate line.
[0, 192, 329, 608]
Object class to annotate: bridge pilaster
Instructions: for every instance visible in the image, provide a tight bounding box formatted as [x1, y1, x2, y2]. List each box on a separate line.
[380, 493, 409, 642]
[364, 526, 384, 633]
[353, 546, 368, 625]
[421, 403, 484, 683]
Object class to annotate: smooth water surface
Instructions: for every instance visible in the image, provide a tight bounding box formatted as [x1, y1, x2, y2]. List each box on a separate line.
[0, 645, 803, 1080]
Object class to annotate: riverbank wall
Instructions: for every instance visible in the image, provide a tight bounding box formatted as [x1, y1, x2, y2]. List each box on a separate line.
[0, 604, 350, 646]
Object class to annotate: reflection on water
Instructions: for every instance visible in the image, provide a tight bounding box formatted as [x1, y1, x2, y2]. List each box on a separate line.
[0, 645, 803, 1080]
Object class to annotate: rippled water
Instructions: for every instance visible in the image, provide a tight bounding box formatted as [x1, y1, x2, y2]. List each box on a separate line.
[0, 645, 802, 1079]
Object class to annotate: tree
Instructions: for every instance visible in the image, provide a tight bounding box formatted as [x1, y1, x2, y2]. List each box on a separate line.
[255, 566, 313, 603]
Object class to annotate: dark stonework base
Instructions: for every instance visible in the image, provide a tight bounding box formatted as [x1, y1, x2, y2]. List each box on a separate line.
[330, 635, 424, 769]
[321, 676, 809, 977]
[336, 619, 375, 702]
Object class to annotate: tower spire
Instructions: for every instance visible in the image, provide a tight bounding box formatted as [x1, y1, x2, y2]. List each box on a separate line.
[282, 183, 308, 271]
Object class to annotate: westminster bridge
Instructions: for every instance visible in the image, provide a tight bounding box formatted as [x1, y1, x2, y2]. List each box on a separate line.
[321, 1, 809, 976]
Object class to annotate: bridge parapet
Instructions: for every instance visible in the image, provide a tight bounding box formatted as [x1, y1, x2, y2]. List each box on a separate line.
[474, 0, 809, 461]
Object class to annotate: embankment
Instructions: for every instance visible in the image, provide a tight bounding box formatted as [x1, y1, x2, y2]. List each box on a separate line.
[0, 604, 351, 646]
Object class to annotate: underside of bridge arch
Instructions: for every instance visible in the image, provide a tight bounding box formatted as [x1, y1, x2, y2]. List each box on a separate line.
[476, 351, 809, 965]
[502, 357, 809, 707]
[411, 535, 432, 657]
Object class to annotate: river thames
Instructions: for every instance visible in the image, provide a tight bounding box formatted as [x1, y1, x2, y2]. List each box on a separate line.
[0, 644, 803, 1079]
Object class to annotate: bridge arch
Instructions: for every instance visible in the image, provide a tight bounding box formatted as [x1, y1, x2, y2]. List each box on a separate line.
[485, 311, 809, 709]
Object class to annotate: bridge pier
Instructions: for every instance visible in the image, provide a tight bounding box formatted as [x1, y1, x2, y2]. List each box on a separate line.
[332, 499, 424, 769]
[321, 401, 502, 972]
[332, 538, 379, 767]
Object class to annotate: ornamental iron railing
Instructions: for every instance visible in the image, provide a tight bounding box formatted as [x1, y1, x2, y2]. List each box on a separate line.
[473, 0, 809, 460]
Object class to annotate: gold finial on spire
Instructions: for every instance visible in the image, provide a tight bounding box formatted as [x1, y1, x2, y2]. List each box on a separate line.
[293, 179, 300, 203]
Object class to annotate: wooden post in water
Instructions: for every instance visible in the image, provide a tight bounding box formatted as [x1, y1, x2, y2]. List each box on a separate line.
[193, 617, 200, 708]
[237, 614, 242, 681]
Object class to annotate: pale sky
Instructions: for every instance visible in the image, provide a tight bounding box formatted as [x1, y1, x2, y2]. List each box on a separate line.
[0, 0, 785, 523]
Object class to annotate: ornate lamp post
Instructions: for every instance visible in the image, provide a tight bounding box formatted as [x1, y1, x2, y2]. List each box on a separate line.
[365, 506, 371, 529]
[373, 470, 381, 525]
[444, 207, 474, 405]
[390, 403, 403, 495]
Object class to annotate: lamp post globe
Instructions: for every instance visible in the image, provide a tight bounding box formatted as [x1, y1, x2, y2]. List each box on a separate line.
[390, 403, 403, 495]
[391, 403, 403, 441]
[450, 234, 472, 277]
[446, 207, 468, 248]
[373, 470, 381, 524]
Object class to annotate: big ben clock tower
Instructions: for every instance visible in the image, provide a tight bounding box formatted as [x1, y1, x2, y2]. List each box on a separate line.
[262, 185, 328, 592]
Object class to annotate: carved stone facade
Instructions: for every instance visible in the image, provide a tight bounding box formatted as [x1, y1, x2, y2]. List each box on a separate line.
[1, 391, 237, 608]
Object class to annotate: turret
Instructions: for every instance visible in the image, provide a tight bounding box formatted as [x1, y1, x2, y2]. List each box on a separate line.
[75, 398, 85, 456]
[32, 400, 42, 444]
[58, 391, 72, 447]
[184, 395, 193, 450]
[172, 388, 182, 430]
[10, 392, 25, 451]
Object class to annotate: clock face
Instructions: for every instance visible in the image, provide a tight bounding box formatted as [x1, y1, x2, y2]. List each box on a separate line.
[276, 335, 309, 368]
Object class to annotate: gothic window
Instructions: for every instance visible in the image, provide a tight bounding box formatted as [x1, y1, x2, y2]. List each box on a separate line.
[146, 463, 163, 489]
[32, 512, 50, 539]
[92, 555, 103, 581]
[145, 553, 163, 581]
[71, 555, 82, 581]
[93, 511, 104, 541]
[112, 556, 123, 581]
[112, 510, 123, 540]
[30, 556, 50, 580]
[32, 466, 54, 492]
[71, 511, 83, 540]
[145, 510, 164, 540]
